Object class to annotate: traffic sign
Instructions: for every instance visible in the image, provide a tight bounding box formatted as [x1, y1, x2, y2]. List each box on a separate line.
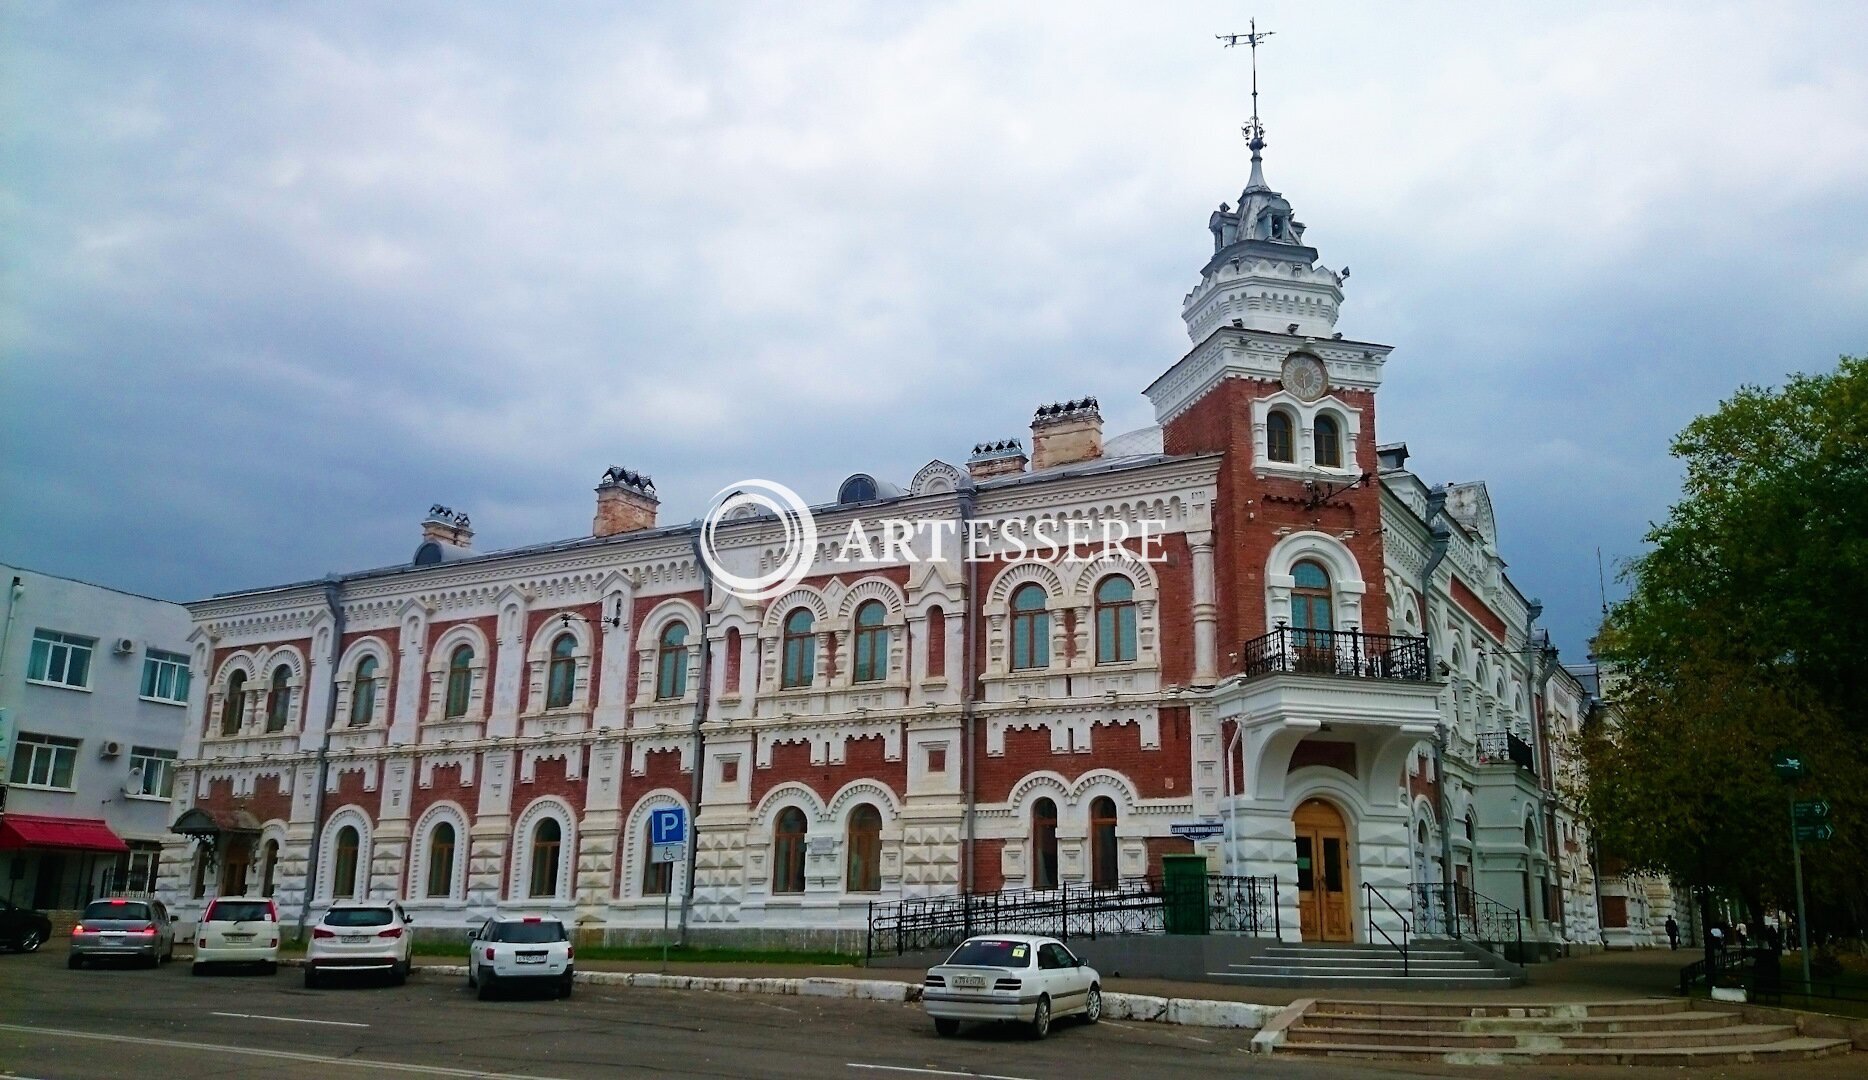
[1796, 823, 1835, 843]
[1772, 751, 1806, 781]
[650, 806, 687, 846]
[651, 842, 685, 864]
[1794, 800, 1831, 822]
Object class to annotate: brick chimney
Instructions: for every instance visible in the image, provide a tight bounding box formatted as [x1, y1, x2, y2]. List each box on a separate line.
[968, 439, 1028, 481]
[1030, 397, 1103, 470]
[593, 467, 659, 537]
[421, 505, 473, 549]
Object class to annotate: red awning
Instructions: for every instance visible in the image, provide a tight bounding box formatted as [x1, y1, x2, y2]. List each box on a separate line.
[0, 813, 129, 853]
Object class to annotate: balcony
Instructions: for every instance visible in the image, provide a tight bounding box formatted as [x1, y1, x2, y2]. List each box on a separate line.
[1240, 626, 1430, 682]
[1478, 730, 1537, 776]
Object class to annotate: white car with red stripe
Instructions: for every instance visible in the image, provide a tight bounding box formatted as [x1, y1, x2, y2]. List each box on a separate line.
[304, 901, 414, 987]
[467, 915, 574, 1000]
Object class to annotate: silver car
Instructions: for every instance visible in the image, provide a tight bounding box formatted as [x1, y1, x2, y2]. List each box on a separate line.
[69, 897, 175, 968]
[922, 934, 1102, 1039]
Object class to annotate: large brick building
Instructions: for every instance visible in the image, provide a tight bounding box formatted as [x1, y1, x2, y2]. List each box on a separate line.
[157, 130, 1607, 951]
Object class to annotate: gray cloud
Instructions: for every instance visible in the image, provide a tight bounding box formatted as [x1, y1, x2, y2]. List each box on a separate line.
[3, 1, 1866, 656]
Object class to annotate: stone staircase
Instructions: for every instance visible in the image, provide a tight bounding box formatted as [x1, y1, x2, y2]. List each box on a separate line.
[1270, 998, 1854, 1065]
[1212, 940, 1522, 990]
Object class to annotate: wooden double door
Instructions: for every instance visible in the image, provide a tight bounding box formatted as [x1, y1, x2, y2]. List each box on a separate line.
[1294, 799, 1353, 942]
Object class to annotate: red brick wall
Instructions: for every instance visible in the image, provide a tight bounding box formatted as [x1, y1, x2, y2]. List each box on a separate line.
[750, 733, 907, 808]
[1449, 576, 1507, 641]
[319, 765, 382, 825]
[977, 707, 1190, 803]
[972, 838, 1006, 892]
[1144, 835, 1196, 879]
[1290, 739, 1357, 777]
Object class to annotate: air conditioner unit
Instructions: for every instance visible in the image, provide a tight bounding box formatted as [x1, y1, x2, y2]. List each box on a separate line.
[113, 637, 136, 655]
[99, 740, 123, 758]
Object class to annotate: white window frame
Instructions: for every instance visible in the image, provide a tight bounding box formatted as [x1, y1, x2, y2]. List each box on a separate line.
[140, 649, 192, 705]
[27, 629, 95, 691]
[127, 847, 162, 893]
[9, 732, 80, 790]
[128, 746, 178, 800]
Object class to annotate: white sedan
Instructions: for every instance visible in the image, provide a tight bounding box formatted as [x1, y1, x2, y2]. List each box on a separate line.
[922, 934, 1102, 1039]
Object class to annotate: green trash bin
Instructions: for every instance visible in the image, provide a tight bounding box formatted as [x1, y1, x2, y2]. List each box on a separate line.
[1162, 854, 1209, 935]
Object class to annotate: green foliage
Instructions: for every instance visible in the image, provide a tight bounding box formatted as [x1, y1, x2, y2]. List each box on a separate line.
[1580, 357, 1868, 927]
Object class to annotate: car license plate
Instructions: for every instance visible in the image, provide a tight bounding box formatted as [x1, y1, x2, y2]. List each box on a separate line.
[516, 954, 546, 965]
[954, 974, 985, 989]
[103, 933, 124, 940]
[226, 933, 253, 941]
[342, 935, 369, 944]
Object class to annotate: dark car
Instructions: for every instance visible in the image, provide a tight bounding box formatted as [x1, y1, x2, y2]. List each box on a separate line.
[0, 897, 53, 953]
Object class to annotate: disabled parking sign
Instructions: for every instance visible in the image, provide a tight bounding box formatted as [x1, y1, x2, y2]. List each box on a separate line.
[650, 806, 686, 864]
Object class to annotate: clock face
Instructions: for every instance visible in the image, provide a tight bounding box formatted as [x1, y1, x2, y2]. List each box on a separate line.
[1282, 353, 1328, 401]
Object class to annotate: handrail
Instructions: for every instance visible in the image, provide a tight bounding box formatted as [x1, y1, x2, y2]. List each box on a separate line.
[1410, 880, 1523, 961]
[1364, 882, 1410, 976]
[1240, 625, 1431, 681]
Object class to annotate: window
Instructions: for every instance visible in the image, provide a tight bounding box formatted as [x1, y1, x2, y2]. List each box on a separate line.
[481, 919, 567, 943]
[265, 665, 292, 731]
[9, 733, 79, 789]
[331, 826, 360, 899]
[27, 629, 93, 689]
[1010, 584, 1050, 670]
[781, 608, 816, 688]
[426, 822, 456, 899]
[1290, 560, 1334, 638]
[1266, 410, 1295, 463]
[656, 623, 688, 700]
[221, 670, 247, 735]
[445, 644, 474, 718]
[772, 807, 807, 894]
[1032, 798, 1059, 889]
[127, 847, 162, 893]
[642, 819, 673, 896]
[192, 846, 210, 899]
[1314, 414, 1342, 468]
[349, 656, 378, 727]
[1094, 576, 1137, 664]
[846, 804, 882, 892]
[545, 633, 577, 709]
[528, 818, 562, 898]
[140, 649, 191, 704]
[852, 601, 888, 683]
[260, 839, 280, 897]
[1090, 796, 1119, 889]
[926, 607, 946, 678]
[128, 746, 176, 798]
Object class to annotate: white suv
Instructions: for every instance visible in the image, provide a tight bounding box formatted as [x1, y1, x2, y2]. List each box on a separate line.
[304, 901, 414, 988]
[467, 915, 574, 1000]
[193, 896, 281, 974]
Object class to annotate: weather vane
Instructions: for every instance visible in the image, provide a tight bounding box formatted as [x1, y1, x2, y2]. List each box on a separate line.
[1216, 19, 1274, 153]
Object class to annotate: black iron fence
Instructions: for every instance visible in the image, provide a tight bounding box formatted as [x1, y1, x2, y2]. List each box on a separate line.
[866, 874, 1280, 959]
[1240, 626, 1430, 682]
[1476, 730, 1537, 775]
[1410, 881, 1524, 961]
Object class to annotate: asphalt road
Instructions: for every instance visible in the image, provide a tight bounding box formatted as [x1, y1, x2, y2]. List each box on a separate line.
[0, 948, 1418, 1080]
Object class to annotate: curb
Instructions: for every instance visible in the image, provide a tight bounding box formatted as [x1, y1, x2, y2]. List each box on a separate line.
[280, 958, 1272, 1030]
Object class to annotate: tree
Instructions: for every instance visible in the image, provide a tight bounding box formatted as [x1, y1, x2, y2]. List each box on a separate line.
[1578, 356, 1868, 933]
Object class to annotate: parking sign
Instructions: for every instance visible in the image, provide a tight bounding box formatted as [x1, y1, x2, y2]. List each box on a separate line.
[650, 806, 686, 846]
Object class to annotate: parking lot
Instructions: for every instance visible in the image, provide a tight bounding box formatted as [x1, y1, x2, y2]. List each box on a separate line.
[0, 946, 1354, 1080]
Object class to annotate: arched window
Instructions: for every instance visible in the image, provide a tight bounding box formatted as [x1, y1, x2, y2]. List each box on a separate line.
[926, 607, 946, 678]
[1094, 576, 1137, 664]
[528, 818, 562, 898]
[220, 670, 247, 736]
[445, 645, 474, 718]
[846, 804, 882, 892]
[265, 665, 291, 732]
[1290, 560, 1334, 646]
[642, 817, 673, 896]
[781, 609, 816, 689]
[773, 807, 807, 894]
[425, 822, 456, 898]
[852, 602, 888, 683]
[1032, 798, 1059, 889]
[723, 627, 742, 695]
[1314, 414, 1342, 468]
[1010, 584, 1050, 670]
[656, 623, 689, 700]
[545, 633, 577, 709]
[1524, 817, 1538, 849]
[1090, 796, 1119, 889]
[331, 825, 360, 899]
[260, 839, 280, 897]
[1267, 410, 1295, 463]
[349, 656, 378, 727]
[1464, 813, 1475, 842]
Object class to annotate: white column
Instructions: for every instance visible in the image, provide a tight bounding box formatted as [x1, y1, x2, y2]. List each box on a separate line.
[1190, 529, 1218, 683]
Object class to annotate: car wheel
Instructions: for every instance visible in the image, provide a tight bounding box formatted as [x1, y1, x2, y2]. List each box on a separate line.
[558, 975, 574, 999]
[391, 963, 408, 987]
[303, 967, 320, 989]
[18, 929, 43, 953]
[192, 962, 206, 977]
[476, 971, 494, 1001]
[1028, 996, 1051, 1040]
[145, 953, 161, 969]
[67, 953, 83, 970]
[466, 967, 477, 989]
[933, 1018, 960, 1037]
[1082, 985, 1102, 1025]
[263, 961, 278, 976]
[162, 942, 175, 963]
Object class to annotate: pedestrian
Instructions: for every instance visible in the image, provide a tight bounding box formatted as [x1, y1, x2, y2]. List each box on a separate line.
[1665, 915, 1680, 950]
[1734, 923, 1748, 950]
[1710, 924, 1726, 956]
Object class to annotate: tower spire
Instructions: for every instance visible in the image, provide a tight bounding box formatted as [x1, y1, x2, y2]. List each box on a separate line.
[1217, 19, 1275, 191]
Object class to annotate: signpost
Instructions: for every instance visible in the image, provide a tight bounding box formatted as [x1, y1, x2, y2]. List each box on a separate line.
[1776, 753, 1826, 993]
[1171, 821, 1226, 841]
[649, 808, 687, 969]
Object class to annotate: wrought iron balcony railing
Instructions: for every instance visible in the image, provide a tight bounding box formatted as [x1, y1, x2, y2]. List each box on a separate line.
[1477, 729, 1537, 775]
[1239, 625, 1431, 682]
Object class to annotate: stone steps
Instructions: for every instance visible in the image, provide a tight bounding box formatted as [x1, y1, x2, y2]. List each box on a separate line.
[1272, 998, 1855, 1066]
[1217, 942, 1518, 990]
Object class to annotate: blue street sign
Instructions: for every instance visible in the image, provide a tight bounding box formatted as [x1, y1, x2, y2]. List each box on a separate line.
[650, 806, 687, 846]
[1171, 822, 1225, 840]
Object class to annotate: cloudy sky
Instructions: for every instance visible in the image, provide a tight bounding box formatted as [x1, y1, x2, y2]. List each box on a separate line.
[4, 1, 1866, 657]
